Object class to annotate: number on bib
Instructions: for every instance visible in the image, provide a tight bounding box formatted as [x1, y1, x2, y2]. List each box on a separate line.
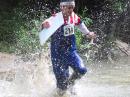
[64, 24, 74, 36]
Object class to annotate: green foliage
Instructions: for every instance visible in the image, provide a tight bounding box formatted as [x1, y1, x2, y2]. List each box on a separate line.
[0, 11, 17, 44]
[14, 11, 46, 54]
[112, 0, 125, 13]
[0, 7, 46, 54]
[0, 42, 15, 53]
[75, 7, 93, 49]
[15, 25, 40, 54]
[79, 7, 93, 25]
[0, 8, 24, 53]
[0, 0, 127, 55]
[75, 28, 83, 49]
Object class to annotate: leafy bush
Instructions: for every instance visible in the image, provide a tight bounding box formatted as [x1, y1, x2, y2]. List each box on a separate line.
[75, 7, 93, 50]
[112, 0, 125, 13]
[0, 7, 46, 54]
[14, 9, 47, 54]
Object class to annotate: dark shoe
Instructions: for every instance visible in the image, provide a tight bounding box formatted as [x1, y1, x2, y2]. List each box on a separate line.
[68, 72, 81, 86]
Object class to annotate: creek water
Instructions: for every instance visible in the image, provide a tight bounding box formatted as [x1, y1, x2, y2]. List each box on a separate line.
[0, 52, 130, 97]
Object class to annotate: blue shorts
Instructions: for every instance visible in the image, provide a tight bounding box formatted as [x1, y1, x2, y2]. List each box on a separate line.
[51, 50, 87, 90]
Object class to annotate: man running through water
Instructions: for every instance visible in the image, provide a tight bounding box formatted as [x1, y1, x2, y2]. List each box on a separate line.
[42, 0, 96, 96]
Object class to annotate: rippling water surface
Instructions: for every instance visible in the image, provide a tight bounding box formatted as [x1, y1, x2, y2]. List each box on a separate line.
[0, 53, 130, 97]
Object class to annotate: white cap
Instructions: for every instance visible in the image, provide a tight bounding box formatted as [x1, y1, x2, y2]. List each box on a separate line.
[60, 0, 75, 6]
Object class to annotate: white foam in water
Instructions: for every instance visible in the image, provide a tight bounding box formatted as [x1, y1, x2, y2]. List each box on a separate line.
[0, 52, 56, 97]
[0, 52, 130, 97]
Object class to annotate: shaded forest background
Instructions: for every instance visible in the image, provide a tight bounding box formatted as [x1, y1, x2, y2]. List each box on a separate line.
[0, 0, 130, 61]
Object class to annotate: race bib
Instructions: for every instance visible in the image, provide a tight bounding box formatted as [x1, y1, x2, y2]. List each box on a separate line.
[64, 24, 74, 36]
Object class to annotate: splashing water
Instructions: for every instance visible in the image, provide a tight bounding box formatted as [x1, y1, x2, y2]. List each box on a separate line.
[0, 52, 130, 97]
[0, 51, 55, 97]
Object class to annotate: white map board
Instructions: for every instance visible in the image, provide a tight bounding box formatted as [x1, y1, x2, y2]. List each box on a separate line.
[39, 12, 64, 46]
